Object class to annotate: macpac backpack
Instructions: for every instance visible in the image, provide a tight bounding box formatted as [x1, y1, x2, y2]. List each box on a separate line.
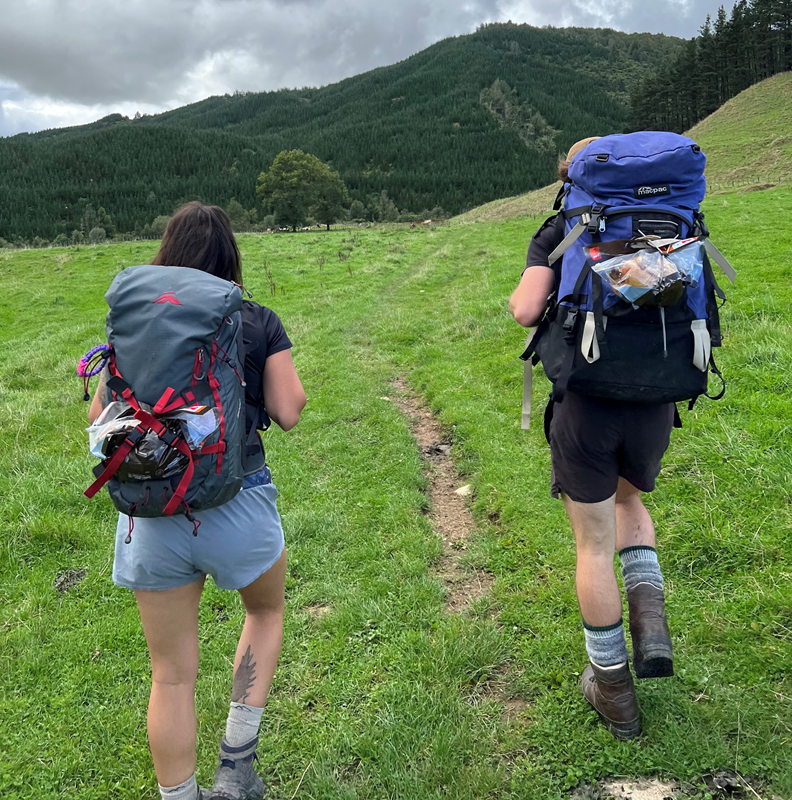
[84, 265, 250, 531]
[521, 132, 736, 428]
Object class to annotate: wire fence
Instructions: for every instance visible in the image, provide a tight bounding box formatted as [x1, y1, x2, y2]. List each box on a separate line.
[706, 174, 791, 192]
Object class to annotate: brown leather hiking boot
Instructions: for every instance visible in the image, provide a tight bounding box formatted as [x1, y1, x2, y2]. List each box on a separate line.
[581, 661, 641, 740]
[628, 582, 674, 679]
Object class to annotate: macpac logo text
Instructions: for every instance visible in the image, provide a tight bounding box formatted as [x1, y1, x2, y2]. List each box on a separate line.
[153, 292, 182, 305]
[634, 184, 671, 198]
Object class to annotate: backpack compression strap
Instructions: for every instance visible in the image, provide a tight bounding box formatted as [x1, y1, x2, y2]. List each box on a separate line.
[84, 378, 197, 515]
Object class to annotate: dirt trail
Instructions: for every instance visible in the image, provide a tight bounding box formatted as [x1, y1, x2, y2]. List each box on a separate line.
[389, 377, 492, 612]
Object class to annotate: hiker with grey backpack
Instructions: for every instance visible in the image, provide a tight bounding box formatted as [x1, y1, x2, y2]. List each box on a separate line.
[83, 202, 306, 799]
[509, 133, 734, 739]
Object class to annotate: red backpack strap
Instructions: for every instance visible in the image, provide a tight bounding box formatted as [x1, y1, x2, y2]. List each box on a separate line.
[206, 342, 226, 474]
[84, 426, 148, 498]
[162, 439, 196, 515]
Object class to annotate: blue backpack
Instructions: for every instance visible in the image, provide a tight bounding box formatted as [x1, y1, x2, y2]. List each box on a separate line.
[522, 132, 735, 414]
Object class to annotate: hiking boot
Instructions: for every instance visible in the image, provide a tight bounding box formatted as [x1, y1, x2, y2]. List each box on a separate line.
[581, 661, 641, 740]
[207, 737, 266, 800]
[628, 582, 674, 679]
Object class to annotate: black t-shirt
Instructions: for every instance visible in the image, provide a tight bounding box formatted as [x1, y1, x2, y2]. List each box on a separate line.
[241, 301, 292, 461]
[524, 213, 565, 287]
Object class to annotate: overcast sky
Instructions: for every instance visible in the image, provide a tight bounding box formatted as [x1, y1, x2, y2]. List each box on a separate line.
[0, 0, 730, 137]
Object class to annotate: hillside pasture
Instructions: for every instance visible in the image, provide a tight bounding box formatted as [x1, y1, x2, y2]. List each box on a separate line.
[0, 189, 790, 799]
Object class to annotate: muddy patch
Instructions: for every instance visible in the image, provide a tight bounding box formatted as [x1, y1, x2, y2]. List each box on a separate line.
[388, 377, 493, 612]
[54, 568, 87, 594]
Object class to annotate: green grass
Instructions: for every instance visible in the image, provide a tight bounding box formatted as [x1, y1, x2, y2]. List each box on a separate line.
[1, 189, 790, 799]
[689, 72, 792, 186]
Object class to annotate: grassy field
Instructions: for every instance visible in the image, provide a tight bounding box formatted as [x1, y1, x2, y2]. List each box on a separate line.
[1, 187, 791, 799]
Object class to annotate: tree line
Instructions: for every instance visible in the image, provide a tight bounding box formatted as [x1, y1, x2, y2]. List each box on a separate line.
[631, 0, 792, 132]
[0, 24, 679, 242]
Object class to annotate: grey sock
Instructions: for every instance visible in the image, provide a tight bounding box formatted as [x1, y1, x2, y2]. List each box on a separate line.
[225, 702, 264, 749]
[583, 619, 628, 667]
[620, 545, 664, 593]
[159, 772, 198, 800]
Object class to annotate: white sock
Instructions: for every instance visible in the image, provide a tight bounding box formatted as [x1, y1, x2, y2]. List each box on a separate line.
[158, 772, 198, 800]
[225, 702, 264, 748]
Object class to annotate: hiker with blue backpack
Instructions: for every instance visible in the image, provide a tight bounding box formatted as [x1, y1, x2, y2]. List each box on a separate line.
[509, 133, 734, 739]
[83, 202, 306, 800]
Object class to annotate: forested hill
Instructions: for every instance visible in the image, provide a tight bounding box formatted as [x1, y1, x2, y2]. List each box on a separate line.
[0, 23, 681, 241]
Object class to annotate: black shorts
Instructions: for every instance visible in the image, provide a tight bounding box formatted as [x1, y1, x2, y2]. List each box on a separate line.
[546, 393, 675, 504]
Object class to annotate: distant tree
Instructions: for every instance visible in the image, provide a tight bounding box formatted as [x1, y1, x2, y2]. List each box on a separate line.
[52, 233, 69, 247]
[83, 204, 98, 233]
[257, 150, 349, 231]
[312, 164, 350, 230]
[88, 227, 106, 244]
[373, 190, 399, 222]
[348, 199, 366, 221]
[226, 198, 253, 231]
[150, 215, 171, 236]
[71, 229, 84, 244]
[96, 207, 116, 237]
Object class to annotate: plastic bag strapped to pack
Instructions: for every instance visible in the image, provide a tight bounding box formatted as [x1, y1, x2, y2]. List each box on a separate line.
[86, 401, 220, 481]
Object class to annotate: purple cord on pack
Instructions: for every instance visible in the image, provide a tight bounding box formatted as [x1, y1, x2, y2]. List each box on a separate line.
[78, 344, 112, 401]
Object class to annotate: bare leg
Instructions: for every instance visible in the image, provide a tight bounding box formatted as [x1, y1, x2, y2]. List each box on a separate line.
[207, 553, 288, 800]
[563, 493, 621, 627]
[232, 549, 287, 708]
[135, 578, 205, 788]
[614, 478, 656, 551]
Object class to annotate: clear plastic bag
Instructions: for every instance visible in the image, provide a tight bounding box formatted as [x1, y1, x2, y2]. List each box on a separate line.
[664, 240, 704, 287]
[87, 401, 140, 458]
[592, 249, 681, 307]
[87, 401, 220, 480]
[164, 406, 220, 448]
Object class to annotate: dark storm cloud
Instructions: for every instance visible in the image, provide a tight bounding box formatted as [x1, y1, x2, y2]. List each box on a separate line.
[0, 0, 502, 106]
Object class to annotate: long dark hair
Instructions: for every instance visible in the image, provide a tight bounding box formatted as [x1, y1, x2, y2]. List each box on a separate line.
[152, 202, 242, 284]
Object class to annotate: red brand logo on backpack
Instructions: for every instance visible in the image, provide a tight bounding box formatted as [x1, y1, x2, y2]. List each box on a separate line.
[153, 292, 182, 305]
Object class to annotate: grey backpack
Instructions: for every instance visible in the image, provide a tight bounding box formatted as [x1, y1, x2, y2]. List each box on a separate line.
[84, 265, 248, 531]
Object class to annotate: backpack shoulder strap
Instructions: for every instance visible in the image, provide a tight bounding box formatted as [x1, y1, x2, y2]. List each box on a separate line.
[548, 212, 592, 266]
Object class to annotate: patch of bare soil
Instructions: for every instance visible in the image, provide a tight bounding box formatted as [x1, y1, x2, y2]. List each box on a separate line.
[54, 568, 87, 594]
[306, 605, 331, 618]
[388, 377, 493, 612]
[574, 771, 771, 800]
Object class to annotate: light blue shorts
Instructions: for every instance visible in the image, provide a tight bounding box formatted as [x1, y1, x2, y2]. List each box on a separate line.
[112, 467, 285, 592]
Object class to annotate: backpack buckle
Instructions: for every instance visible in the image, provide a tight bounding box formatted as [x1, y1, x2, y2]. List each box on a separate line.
[588, 205, 606, 235]
[563, 308, 579, 342]
[125, 427, 146, 449]
[159, 428, 180, 448]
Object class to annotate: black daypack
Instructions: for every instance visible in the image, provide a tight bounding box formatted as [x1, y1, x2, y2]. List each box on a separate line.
[84, 265, 250, 526]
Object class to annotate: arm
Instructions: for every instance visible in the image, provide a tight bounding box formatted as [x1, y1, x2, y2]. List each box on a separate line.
[88, 370, 107, 425]
[510, 214, 563, 328]
[509, 267, 555, 328]
[262, 349, 306, 431]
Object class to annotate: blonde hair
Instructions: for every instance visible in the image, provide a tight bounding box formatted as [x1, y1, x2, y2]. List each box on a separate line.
[558, 136, 602, 183]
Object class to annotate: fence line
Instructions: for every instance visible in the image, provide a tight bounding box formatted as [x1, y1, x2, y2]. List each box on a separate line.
[1, 178, 787, 252]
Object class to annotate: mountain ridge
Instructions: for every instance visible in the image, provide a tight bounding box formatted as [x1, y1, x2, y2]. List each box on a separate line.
[0, 23, 682, 241]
